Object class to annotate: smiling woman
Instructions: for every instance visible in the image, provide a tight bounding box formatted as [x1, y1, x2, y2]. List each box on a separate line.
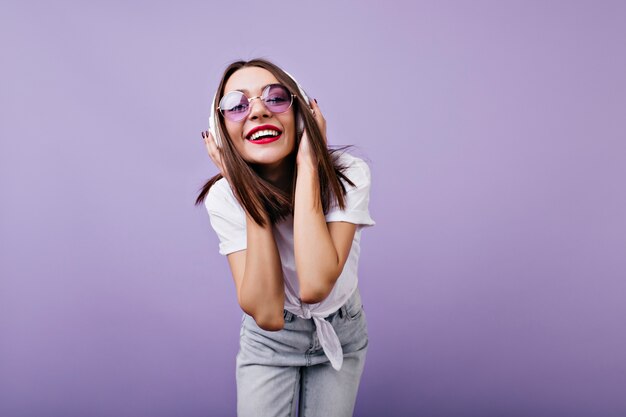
[195, 58, 375, 417]
[222, 68, 298, 169]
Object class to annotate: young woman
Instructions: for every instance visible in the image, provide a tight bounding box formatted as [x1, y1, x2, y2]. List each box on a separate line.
[196, 58, 375, 417]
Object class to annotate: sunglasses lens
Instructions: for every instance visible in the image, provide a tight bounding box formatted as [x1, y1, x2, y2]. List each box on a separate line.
[220, 91, 249, 121]
[219, 85, 293, 121]
[263, 84, 292, 113]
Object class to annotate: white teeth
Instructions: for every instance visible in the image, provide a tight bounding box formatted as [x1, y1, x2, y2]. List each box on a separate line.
[249, 129, 281, 141]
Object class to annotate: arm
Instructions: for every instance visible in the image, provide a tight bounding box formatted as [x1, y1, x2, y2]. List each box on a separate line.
[227, 212, 286, 331]
[203, 130, 285, 331]
[294, 163, 357, 305]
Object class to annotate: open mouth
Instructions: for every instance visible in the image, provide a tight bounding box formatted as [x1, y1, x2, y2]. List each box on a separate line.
[247, 129, 282, 141]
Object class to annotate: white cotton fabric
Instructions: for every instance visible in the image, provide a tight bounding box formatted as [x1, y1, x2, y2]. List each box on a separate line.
[204, 152, 375, 370]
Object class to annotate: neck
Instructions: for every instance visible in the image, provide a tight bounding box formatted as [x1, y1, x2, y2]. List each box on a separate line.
[252, 155, 296, 196]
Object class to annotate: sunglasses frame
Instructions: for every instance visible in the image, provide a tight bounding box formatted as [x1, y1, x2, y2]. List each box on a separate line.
[217, 83, 297, 122]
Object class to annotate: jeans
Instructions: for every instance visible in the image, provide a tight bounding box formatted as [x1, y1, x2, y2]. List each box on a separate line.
[236, 287, 369, 417]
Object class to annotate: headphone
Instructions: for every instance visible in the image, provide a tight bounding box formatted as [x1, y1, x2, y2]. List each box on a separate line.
[208, 69, 311, 148]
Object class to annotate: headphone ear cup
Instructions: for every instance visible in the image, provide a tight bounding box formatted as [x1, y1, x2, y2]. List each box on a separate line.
[209, 92, 222, 148]
[283, 69, 310, 137]
[297, 112, 305, 136]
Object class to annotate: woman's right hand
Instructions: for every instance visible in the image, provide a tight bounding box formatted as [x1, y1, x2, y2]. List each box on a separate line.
[202, 130, 229, 180]
[203, 130, 271, 225]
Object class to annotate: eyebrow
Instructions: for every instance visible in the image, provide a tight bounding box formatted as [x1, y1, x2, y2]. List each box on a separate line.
[233, 83, 275, 95]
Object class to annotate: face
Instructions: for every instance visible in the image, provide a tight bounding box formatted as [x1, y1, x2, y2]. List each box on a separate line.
[221, 66, 297, 170]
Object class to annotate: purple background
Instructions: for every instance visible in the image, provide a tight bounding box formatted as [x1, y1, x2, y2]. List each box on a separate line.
[1, 1, 625, 416]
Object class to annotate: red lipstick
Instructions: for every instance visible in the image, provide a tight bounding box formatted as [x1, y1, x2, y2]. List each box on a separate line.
[249, 133, 282, 145]
[245, 124, 282, 139]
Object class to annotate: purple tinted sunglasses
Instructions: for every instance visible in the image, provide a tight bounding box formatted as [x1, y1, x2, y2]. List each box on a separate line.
[218, 84, 295, 122]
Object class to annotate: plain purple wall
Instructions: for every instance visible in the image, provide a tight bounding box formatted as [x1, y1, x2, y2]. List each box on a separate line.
[1, 1, 625, 416]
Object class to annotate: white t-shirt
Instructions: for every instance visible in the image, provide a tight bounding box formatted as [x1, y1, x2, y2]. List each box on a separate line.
[204, 152, 375, 370]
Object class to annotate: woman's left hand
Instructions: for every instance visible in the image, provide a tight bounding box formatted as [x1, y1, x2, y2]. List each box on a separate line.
[296, 99, 326, 169]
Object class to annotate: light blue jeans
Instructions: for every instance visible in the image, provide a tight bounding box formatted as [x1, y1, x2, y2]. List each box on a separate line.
[236, 287, 369, 417]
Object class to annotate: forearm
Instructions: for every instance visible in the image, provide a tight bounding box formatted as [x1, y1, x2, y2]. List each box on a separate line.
[294, 164, 341, 303]
[239, 213, 285, 330]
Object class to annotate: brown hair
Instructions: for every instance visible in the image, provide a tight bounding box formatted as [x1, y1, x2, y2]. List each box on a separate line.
[195, 58, 355, 227]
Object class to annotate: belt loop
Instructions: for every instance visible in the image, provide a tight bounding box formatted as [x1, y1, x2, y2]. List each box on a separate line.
[283, 310, 294, 322]
[339, 305, 347, 319]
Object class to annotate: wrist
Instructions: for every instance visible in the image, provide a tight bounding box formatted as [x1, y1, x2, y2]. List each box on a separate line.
[246, 210, 271, 228]
[296, 161, 318, 176]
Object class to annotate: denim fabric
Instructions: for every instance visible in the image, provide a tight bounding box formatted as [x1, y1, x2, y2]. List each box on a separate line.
[236, 287, 368, 417]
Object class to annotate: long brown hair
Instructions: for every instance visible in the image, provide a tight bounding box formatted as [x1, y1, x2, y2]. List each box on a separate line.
[195, 58, 355, 227]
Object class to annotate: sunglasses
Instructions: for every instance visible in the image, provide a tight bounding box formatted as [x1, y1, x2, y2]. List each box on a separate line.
[218, 83, 295, 122]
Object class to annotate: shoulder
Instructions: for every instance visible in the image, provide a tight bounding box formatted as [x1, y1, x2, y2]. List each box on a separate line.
[335, 152, 372, 188]
[204, 177, 239, 214]
[203, 178, 247, 255]
[335, 151, 370, 170]
[326, 151, 376, 226]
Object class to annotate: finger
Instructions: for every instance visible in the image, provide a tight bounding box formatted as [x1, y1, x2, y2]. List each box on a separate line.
[310, 98, 320, 112]
[311, 99, 324, 121]
[203, 131, 213, 153]
[206, 132, 220, 160]
[204, 131, 219, 161]
[202, 131, 210, 151]
[206, 132, 227, 175]
[308, 100, 327, 144]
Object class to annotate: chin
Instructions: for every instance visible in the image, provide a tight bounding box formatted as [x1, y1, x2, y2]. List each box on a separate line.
[249, 153, 293, 166]
[244, 143, 295, 164]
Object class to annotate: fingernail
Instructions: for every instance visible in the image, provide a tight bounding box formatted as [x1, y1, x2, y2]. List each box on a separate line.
[314, 98, 318, 104]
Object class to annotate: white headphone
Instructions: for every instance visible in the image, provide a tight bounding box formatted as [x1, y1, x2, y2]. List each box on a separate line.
[209, 69, 311, 148]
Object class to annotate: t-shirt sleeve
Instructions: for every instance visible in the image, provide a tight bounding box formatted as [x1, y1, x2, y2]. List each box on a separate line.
[325, 156, 376, 230]
[204, 181, 247, 256]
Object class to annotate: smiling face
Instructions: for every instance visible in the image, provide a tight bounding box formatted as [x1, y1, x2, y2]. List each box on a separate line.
[221, 66, 297, 172]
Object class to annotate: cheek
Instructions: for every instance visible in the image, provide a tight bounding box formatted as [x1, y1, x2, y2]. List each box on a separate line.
[222, 122, 248, 158]
[224, 122, 246, 152]
[281, 113, 296, 138]
[224, 121, 242, 140]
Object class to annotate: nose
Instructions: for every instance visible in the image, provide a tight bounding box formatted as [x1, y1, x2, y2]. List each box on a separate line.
[247, 96, 271, 120]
